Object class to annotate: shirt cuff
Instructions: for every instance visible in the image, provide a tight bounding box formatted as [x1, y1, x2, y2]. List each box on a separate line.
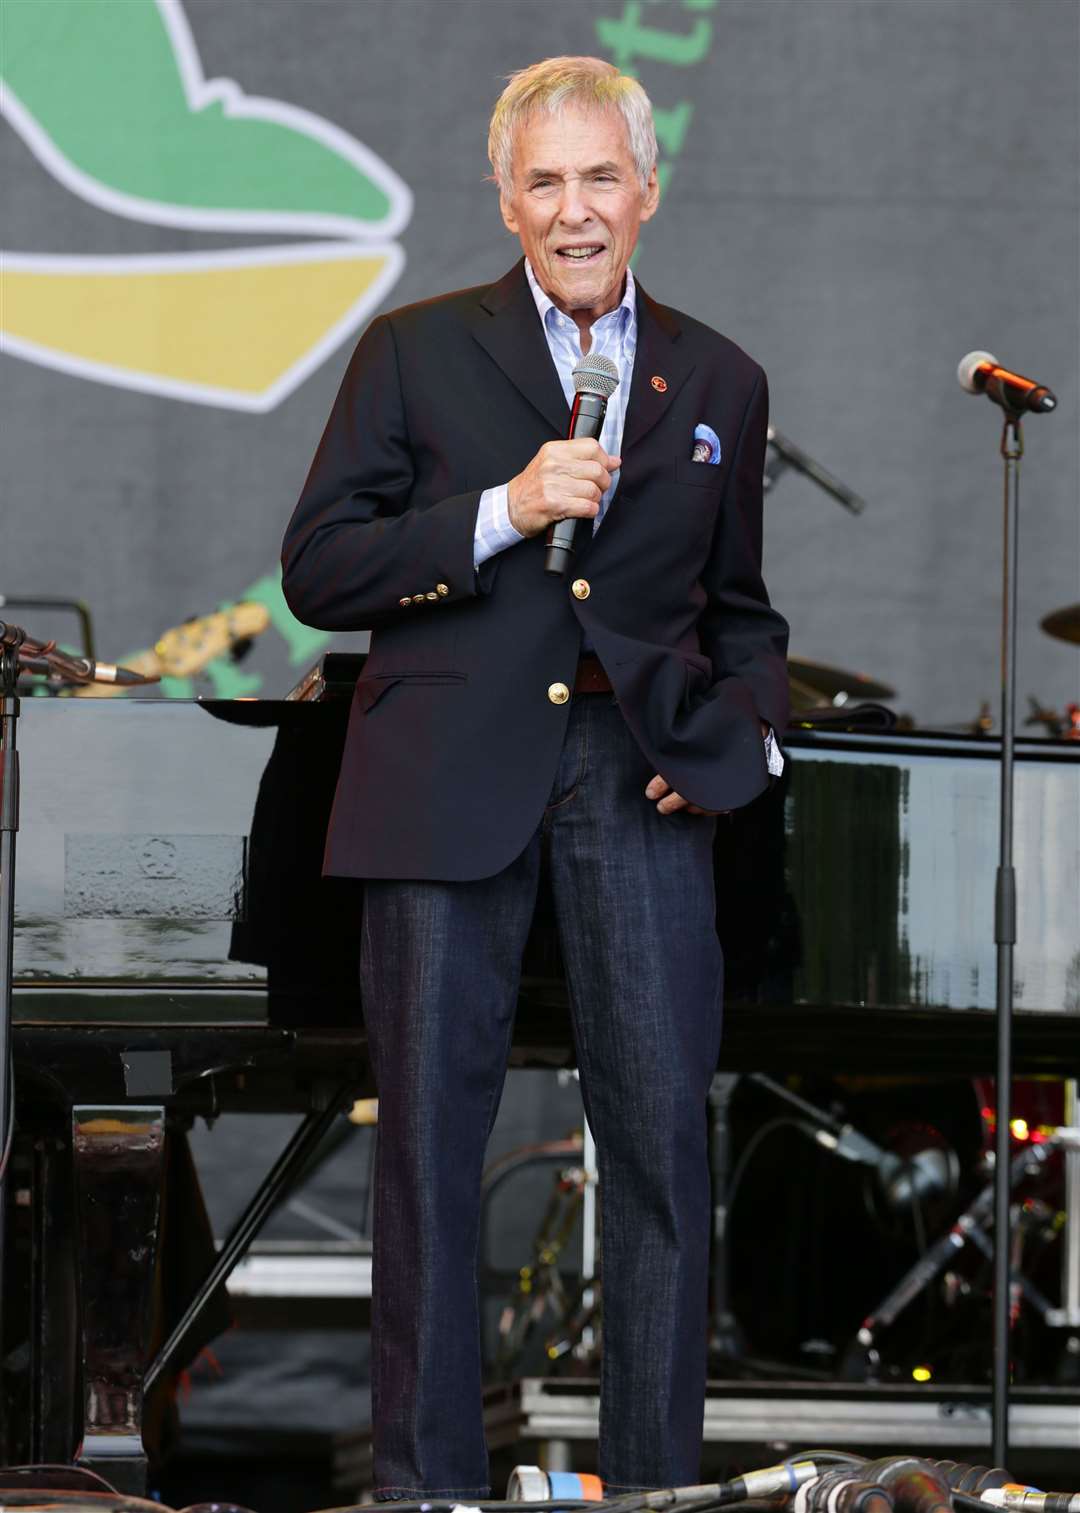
[474, 484, 526, 569]
[764, 726, 785, 777]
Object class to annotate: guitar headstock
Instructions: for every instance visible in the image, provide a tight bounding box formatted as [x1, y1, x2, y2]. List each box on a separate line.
[154, 602, 271, 677]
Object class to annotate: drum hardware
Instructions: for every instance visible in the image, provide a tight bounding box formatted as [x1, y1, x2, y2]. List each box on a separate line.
[1040, 602, 1080, 646]
[708, 1074, 743, 1363]
[962, 1200, 1060, 1326]
[542, 1274, 603, 1368]
[788, 702, 898, 732]
[843, 1126, 1080, 1382]
[478, 1129, 600, 1378]
[787, 657, 895, 712]
[1029, 602, 1079, 739]
[967, 701, 997, 736]
[488, 1073, 1071, 1389]
[715, 1074, 1076, 1388]
[740, 1074, 960, 1215]
[524, 1071, 1075, 1391]
[491, 1149, 596, 1376]
[955, 697, 1077, 740]
[1055, 1082, 1080, 1377]
[1025, 696, 1080, 740]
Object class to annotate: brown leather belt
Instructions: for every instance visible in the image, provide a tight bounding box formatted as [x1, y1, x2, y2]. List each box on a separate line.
[574, 655, 613, 694]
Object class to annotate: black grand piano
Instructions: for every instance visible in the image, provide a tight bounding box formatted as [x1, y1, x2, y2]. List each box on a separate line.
[5, 693, 1079, 1485]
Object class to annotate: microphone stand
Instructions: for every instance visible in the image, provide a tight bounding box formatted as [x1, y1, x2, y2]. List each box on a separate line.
[990, 401, 1023, 1466]
[0, 623, 153, 1365]
[0, 634, 23, 1359]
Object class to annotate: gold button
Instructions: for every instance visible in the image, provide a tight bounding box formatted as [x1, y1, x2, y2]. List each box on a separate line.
[571, 578, 591, 600]
[436, 582, 450, 597]
[399, 597, 411, 608]
[411, 594, 425, 604]
[425, 590, 439, 601]
[547, 682, 570, 705]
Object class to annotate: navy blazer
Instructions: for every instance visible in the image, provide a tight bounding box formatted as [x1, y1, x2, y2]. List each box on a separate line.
[282, 259, 789, 881]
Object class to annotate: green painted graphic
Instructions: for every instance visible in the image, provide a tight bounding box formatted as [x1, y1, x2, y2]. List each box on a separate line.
[596, 4, 713, 70]
[1, 0, 408, 234]
[595, 0, 718, 197]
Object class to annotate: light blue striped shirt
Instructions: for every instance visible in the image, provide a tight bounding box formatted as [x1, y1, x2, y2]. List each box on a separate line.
[472, 259, 637, 566]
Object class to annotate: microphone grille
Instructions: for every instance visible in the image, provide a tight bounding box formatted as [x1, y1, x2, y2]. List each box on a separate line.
[957, 349, 997, 393]
[572, 352, 620, 398]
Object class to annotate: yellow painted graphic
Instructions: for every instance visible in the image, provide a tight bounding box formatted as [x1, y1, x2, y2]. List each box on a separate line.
[2, 245, 402, 410]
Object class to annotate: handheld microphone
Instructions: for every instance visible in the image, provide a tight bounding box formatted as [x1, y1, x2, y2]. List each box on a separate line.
[544, 352, 620, 577]
[957, 351, 1057, 414]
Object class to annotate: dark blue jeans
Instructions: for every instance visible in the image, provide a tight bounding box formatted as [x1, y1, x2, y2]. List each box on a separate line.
[360, 694, 722, 1497]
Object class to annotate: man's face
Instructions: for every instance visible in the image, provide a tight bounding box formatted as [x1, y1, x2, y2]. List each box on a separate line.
[500, 104, 659, 323]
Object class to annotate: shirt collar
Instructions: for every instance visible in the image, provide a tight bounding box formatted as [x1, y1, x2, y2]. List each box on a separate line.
[524, 258, 636, 336]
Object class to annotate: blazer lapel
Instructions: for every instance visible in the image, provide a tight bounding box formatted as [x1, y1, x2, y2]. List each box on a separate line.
[471, 263, 693, 453]
[621, 283, 694, 454]
[472, 259, 569, 438]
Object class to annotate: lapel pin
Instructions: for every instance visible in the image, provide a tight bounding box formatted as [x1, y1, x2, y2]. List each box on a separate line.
[650, 375, 668, 393]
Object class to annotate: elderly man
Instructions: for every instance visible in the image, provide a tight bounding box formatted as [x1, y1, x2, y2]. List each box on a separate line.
[282, 55, 788, 1500]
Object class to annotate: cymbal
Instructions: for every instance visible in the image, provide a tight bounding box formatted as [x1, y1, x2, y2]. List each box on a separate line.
[1040, 603, 1080, 646]
[788, 656, 895, 710]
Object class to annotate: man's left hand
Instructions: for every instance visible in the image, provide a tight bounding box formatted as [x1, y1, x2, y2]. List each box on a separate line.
[647, 723, 770, 815]
[645, 775, 721, 816]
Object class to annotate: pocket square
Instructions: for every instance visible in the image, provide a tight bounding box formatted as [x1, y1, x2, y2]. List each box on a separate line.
[691, 422, 721, 464]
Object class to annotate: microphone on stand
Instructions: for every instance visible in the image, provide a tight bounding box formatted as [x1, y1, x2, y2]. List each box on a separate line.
[0, 622, 158, 687]
[544, 352, 621, 577]
[765, 427, 867, 515]
[957, 351, 1057, 414]
[59, 655, 156, 686]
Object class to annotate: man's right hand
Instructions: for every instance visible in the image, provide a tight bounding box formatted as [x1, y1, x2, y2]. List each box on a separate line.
[507, 439, 621, 539]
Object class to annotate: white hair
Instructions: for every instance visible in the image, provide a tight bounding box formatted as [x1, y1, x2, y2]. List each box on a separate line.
[488, 56, 657, 194]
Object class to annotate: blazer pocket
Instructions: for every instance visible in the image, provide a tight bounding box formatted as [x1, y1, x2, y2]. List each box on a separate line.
[675, 455, 724, 490]
[355, 670, 467, 713]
